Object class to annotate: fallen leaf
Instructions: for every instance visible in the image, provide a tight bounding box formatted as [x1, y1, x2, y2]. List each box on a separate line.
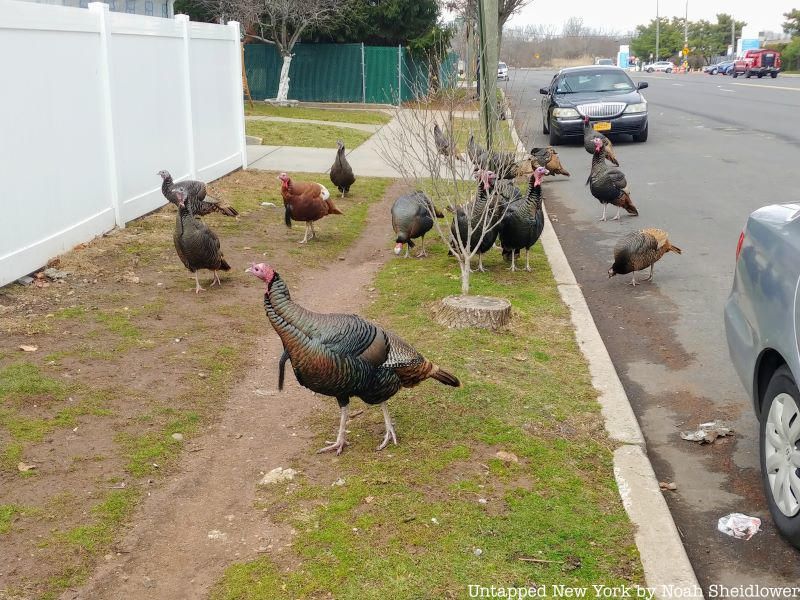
[19, 345, 38, 352]
[364, 496, 375, 504]
[18, 462, 37, 472]
[659, 481, 677, 491]
[495, 450, 519, 464]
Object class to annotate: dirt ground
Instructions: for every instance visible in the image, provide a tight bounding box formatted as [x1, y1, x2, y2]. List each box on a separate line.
[0, 169, 395, 600]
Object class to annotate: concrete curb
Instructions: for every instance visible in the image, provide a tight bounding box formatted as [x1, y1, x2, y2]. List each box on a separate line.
[506, 114, 702, 597]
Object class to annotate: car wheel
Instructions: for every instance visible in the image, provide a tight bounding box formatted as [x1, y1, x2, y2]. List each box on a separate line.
[760, 365, 800, 549]
[542, 115, 549, 134]
[632, 123, 648, 143]
[548, 116, 562, 145]
[732, 71, 739, 78]
[711, 68, 717, 75]
[666, 68, 672, 73]
[746, 70, 752, 78]
[757, 73, 764, 79]
[772, 72, 779, 78]
[647, 68, 654, 73]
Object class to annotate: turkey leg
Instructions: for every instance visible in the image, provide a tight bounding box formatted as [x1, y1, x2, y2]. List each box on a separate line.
[641, 264, 654, 282]
[211, 271, 222, 287]
[525, 248, 532, 272]
[194, 272, 205, 294]
[299, 222, 312, 244]
[415, 236, 428, 258]
[599, 204, 608, 222]
[318, 404, 349, 455]
[377, 402, 397, 451]
[310, 221, 317, 240]
[508, 250, 517, 272]
[612, 205, 622, 221]
[477, 253, 487, 272]
[628, 271, 638, 286]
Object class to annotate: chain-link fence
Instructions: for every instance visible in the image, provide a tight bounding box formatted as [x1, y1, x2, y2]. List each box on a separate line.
[245, 43, 458, 104]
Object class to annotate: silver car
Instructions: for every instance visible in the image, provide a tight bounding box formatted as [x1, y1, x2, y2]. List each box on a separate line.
[725, 203, 800, 548]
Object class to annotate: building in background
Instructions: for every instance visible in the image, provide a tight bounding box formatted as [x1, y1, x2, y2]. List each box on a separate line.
[22, 0, 175, 18]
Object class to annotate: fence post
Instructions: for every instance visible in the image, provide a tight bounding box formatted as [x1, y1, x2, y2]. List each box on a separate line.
[88, 2, 124, 229]
[176, 14, 197, 180]
[397, 44, 402, 106]
[229, 21, 248, 170]
[361, 42, 366, 104]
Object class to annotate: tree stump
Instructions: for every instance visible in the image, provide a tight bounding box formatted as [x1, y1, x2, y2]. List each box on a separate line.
[433, 295, 511, 330]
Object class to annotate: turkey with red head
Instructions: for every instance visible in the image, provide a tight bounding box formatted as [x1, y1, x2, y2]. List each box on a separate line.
[588, 136, 638, 221]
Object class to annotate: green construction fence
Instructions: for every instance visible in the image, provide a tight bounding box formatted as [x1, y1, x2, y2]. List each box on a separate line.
[244, 43, 458, 104]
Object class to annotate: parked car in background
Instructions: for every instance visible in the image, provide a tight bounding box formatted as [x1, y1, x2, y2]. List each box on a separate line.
[724, 203, 800, 550]
[732, 49, 781, 78]
[498, 62, 509, 81]
[595, 57, 614, 66]
[704, 60, 734, 75]
[539, 65, 649, 145]
[643, 61, 674, 73]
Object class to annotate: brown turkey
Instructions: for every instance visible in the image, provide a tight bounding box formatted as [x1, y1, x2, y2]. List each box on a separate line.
[609, 228, 682, 286]
[170, 189, 231, 293]
[530, 146, 570, 177]
[588, 137, 638, 221]
[329, 140, 356, 197]
[247, 263, 461, 454]
[582, 116, 619, 168]
[158, 170, 238, 217]
[279, 173, 343, 244]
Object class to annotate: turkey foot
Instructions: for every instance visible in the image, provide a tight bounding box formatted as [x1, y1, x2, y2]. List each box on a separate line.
[299, 223, 312, 244]
[415, 249, 428, 258]
[318, 405, 349, 455]
[599, 204, 608, 222]
[377, 403, 397, 451]
[476, 254, 487, 272]
[641, 265, 654, 282]
[211, 271, 222, 287]
[611, 206, 622, 221]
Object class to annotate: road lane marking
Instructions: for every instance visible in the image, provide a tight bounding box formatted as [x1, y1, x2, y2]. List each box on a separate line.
[717, 87, 735, 92]
[672, 83, 684, 86]
[730, 82, 800, 91]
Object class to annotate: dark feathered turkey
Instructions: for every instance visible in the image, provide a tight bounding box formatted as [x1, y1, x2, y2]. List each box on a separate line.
[433, 123, 464, 162]
[171, 190, 231, 293]
[531, 146, 570, 177]
[450, 170, 505, 271]
[329, 140, 356, 197]
[588, 137, 638, 221]
[247, 263, 460, 454]
[583, 117, 619, 168]
[158, 170, 238, 217]
[609, 228, 682, 286]
[391, 191, 443, 258]
[466, 133, 525, 179]
[499, 166, 548, 272]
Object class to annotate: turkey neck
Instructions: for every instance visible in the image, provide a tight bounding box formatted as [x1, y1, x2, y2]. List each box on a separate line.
[162, 174, 175, 199]
[525, 178, 543, 212]
[590, 151, 607, 176]
[262, 274, 318, 347]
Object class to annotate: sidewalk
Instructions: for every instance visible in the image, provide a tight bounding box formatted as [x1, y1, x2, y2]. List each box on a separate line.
[247, 110, 480, 179]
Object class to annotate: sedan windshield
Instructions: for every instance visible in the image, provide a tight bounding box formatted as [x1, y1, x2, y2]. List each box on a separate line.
[556, 70, 634, 93]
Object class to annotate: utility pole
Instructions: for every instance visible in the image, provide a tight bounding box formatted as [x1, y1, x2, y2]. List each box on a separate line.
[655, 0, 660, 60]
[684, 1, 688, 46]
[477, 0, 498, 151]
[730, 19, 735, 55]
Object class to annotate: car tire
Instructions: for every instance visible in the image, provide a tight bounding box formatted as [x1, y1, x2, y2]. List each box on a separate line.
[711, 68, 717, 75]
[759, 365, 800, 549]
[666, 68, 672, 73]
[757, 73, 764, 79]
[772, 72, 779, 78]
[732, 71, 739, 78]
[548, 117, 562, 145]
[632, 123, 648, 143]
[647, 67, 654, 73]
[542, 115, 549, 134]
[746, 70, 752, 78]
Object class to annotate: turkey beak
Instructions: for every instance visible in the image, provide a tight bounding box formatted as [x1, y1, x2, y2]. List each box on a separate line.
[245, 263, 254, 274]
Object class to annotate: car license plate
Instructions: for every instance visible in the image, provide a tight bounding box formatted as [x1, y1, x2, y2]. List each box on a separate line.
[593, 122, 612, 132]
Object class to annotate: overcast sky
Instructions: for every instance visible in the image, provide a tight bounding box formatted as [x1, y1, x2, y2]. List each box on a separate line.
[503, 0, 795, 37]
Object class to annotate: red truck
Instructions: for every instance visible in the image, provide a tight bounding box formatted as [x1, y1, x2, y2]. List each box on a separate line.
[731, 49, 781, 79]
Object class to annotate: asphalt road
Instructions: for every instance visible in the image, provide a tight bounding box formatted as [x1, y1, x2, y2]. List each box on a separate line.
[505, 70, 800, 592]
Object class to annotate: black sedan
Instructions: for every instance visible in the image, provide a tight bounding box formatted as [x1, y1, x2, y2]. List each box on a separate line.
[540, 66, 649, 145]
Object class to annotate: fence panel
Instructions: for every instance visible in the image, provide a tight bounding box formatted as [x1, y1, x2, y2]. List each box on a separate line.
[364, 45, 400, 104]
[0, 0, 246, 288]
[290, 44, 363, 102]
[244, 43, 280, 100]
[0, 0, 116, 287]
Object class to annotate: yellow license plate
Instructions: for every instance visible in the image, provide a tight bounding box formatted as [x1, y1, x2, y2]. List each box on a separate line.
[593, 122, 612, 132]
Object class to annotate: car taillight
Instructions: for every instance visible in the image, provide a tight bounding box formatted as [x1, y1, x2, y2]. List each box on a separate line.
[735, 230, 745, 262]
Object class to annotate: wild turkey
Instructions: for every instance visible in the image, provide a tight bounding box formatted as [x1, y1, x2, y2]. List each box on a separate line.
[467, 132, 485, 165]
[609, 228, 682, 286]
[467, 133, 527, 179]
[433, 123, 464, 162]
[170, 190, 231, 293]
[582, 116, 619, 167]
[278, 173, 343, 244]
[499, 166, 549, 272]
[531, 146, 570, 177]
[450, 170, 504, 272]
[588, 137, 638, 221]
[329, 140, 356, 197]
[158, 170, 238, 217]
[246, 263, 461, 454]
[391, 191, 443, 258]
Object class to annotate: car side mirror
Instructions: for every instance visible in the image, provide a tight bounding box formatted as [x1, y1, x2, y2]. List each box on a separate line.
[637, 81, 649, 90]
[539, 87, 548, 95]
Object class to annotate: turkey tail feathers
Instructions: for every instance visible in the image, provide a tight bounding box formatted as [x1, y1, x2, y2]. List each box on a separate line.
[669, 244, 682, 255]
[620, 193, 638, 216]
[220, 259, 231, 271]
[284, 205, 293, 228]
[431, 367, 461, 387]
[327, 198, 343, 215]
[218, 205, 239, 217]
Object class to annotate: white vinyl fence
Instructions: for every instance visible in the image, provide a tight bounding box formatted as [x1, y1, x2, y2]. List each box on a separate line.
[0, 0, 247, 288]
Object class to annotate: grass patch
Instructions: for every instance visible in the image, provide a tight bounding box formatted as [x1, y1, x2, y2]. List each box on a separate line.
[245, 121, 372, 149]
[0, 399, 111, 442]
[0, 503, 30, 534]
[0, 441, 23, 472]
[451, 117, 517, 153]
[212, 239, 642, 598]
[57, 489, 137, 554]
[245, 103, 391, 125]
[117, 411, 201, 476]
[0, 362, 68, 401]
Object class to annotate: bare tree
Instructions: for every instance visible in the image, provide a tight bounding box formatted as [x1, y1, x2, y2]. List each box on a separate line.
[444, 0, 533, 55]
[202, 0, 344, 102]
